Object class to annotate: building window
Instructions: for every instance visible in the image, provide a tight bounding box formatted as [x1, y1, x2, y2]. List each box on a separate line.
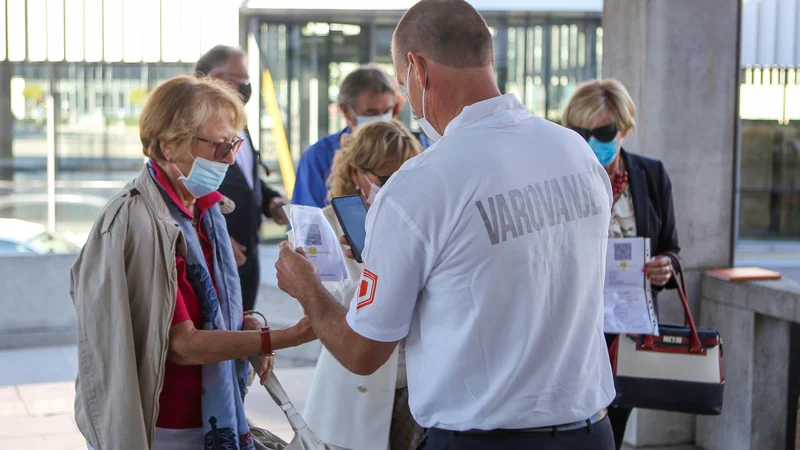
[739, 66, 800, 239]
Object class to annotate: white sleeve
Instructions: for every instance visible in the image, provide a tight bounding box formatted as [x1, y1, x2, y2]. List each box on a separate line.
[345, 196, 431, 342]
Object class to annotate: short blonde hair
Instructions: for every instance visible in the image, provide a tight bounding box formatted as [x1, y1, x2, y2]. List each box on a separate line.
[328, 121, 421, 198]
[139, 75, 247, 161]
[562, 79, 636, 135]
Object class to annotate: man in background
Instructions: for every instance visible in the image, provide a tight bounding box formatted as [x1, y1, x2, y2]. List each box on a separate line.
[291, 65, 430, 207]
[196, 45, 288, 311]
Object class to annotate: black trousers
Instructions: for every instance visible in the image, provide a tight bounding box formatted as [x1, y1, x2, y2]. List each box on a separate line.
[604, 333, 634, 450]
[607, 406, 633, 450]
[417, 416, 615, 450]
[238, 248, 260, 312]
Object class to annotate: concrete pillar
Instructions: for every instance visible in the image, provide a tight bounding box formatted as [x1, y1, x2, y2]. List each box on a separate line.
[0, 63, 12, 197]
[602, 0, 741, 446]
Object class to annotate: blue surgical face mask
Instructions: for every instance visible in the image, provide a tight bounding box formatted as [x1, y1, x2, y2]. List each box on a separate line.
[173, 155, 229, 198]
[356, 112, 393, 128]
[587, 137, 619, 167]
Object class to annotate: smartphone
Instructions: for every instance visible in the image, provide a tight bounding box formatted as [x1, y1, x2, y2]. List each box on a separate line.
[331, 194, 368, 264]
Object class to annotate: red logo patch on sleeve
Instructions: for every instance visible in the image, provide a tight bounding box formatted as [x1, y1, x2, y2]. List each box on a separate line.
[356, 269, 378, 310]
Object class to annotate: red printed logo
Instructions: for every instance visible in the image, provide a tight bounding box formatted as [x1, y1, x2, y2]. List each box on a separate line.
[356, 269, 378, 310]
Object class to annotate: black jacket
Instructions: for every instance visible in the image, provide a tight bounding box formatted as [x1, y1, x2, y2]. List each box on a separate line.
[621, 148, 681, 293]
[218, 131, 282, 253]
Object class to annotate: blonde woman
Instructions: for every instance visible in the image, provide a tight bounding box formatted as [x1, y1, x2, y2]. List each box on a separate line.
[71, 76, 315, 450]
[303, 120, 423, 450]
[562, 79, 681, 450]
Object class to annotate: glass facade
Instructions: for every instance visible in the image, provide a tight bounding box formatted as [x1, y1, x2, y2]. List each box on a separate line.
[1, 62, 193, 245]
[253, 15, 602, 241]
[256, 17, 603, 166]
[739, 66, 800, 239]
[0, 0, 239, 250]
[0, 1, 797, 250]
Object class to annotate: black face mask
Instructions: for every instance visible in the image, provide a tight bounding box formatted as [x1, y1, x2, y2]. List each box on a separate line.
[238, 82, 252, 104]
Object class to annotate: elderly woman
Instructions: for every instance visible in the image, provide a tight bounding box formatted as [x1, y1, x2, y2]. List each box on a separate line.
[562, 79, 681, 450]
[303, 120, 423, 450]
[71, 75, 315, 450]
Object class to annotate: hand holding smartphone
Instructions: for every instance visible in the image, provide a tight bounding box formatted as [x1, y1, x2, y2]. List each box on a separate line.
[331, 195, 368, 264]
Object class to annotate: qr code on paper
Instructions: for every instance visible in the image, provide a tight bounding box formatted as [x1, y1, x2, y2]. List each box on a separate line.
[614, 242, 632, 261]
[304, 224, 323, 246]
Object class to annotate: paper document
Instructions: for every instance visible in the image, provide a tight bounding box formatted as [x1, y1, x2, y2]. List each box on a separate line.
[603, 237, 659, 335]
[284, 205, 349, 283]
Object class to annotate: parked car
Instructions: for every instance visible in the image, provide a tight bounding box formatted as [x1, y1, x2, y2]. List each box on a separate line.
[0, 218, 81, 254]
[0, 192, 108, 248]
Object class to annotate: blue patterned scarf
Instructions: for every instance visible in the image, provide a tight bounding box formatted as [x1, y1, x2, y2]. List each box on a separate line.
[148, 163, 255, 450]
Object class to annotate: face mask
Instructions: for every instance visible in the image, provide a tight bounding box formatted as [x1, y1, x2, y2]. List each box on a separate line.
[173, 155, 230, 198]
[405, 63, 443, 142]
[587, 136, 619, 167]
[355, 112, 393, 128]
[238, 82, 252, 104]
[358, 173, 382, 206]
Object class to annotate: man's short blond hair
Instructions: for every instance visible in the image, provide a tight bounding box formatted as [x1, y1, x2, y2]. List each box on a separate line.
[392, 0, 494, 68]
[139, 75, 247, 161]
[562, 79, 637, 135]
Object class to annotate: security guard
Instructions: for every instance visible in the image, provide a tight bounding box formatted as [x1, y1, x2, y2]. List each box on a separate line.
[276, 1, 616, 448]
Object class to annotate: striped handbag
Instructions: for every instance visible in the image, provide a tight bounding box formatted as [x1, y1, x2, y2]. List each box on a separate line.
[608, 253, 725, 415]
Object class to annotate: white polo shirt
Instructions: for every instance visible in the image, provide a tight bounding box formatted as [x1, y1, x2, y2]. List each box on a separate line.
[346, 94, 616, 431]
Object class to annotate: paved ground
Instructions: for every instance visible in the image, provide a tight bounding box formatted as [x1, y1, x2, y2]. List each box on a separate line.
[0, 345, 704, 450]
[0, 345, 314, 450]
[6, 239, 785, 449]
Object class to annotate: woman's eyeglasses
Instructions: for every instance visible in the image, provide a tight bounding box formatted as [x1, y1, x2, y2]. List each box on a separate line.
[193, 136, 244, 161]
[570, 124, 618, 143]
[362, 167, 391, 186]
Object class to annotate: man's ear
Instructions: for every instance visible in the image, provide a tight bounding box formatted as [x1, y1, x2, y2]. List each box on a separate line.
[340, 104, 357, 129]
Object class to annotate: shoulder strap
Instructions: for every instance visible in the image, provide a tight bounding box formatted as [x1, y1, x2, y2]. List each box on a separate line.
[661, 251, 703, 353]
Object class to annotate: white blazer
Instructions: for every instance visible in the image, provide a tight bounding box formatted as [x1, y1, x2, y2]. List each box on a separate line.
[303, 206, 400, 450]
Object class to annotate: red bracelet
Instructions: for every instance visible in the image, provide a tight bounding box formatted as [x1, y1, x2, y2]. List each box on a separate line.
[260, 327, 275, 356]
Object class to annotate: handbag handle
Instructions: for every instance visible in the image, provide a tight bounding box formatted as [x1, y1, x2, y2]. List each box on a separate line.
[661, 251, 704, 353]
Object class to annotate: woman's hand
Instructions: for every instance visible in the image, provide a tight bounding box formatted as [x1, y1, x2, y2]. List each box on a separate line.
[242, 315, 263, 331]
[269, 198, 289, 225]
[255, 353, 275, 385]
[230, 237, 248, 266]
[339, 235, 357, 261]
[644, 256, 673, 287]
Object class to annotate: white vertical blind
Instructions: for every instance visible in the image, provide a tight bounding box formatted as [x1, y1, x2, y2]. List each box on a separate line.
[796, 0, 800, 63]
[757, 0, 778, 64]
[741, 0, 758, 66]
[5, 2, 22, 61]
[142, 0, 162, 62]
[103, 0, 124, 61]
[0, 0, 7, 61]
[27, 0, 47, 61]
[47, 0, 65, 61]
[65, 0, 84, 62]
[179, 0, 201, 62]
[122, 0, 143, 62]
[84, 0, 103, 62]
[160, 0, 181, 62]
[776, 0, 797, 65]
[742, 0, 800, 66]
